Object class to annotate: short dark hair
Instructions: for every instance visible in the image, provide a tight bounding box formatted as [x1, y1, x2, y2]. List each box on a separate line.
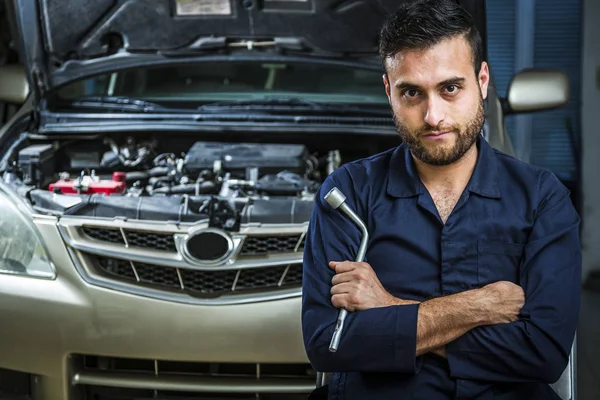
[379, 0, 483, 76]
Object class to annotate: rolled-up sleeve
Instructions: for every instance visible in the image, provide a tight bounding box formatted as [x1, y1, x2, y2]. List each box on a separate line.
[446, 173, 581, 383]
[301, 166, 422, 374]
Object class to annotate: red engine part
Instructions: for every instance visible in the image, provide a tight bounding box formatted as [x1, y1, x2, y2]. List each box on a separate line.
[49, 171, 127, 195]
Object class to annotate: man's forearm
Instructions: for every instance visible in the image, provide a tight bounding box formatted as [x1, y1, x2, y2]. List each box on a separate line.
[390, 281, 524, 357]
[393, 289, 489, 356]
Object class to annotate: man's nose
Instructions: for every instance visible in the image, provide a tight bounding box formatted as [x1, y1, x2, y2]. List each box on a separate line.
[424, 96, 445, 128]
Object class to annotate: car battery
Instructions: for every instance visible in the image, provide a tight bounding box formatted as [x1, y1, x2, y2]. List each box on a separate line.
[49, 171, 127, 195]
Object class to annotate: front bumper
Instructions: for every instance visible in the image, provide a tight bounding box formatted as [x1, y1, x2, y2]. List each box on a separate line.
[0, 218, 313, 400]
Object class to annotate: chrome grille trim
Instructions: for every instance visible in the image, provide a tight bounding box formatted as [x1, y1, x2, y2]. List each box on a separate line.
[231, 269, 241, 291]
[72, 356, 316, 394]
[120, 227, 127, 247]
[79, 224, 306, 257]
[66, 246, 302, 306]
[60, 226, 303, 271]
[87, 253, 303, 298]
[72, 372, 316, 394]
[294, 231, 306, 253]
[175, 268, 184, 289]
[61, 219, 307, 269]
[129, 260, 140, 282]
[77, 355, 315, 378]
[278, 264, 292, 287]
[59, 218, 307, 305]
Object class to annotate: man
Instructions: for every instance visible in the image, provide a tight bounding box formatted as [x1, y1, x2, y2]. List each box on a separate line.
[301, 0, 581, 399]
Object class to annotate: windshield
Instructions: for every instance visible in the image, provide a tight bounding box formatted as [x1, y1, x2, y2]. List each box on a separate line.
[54, 61, 389, 106]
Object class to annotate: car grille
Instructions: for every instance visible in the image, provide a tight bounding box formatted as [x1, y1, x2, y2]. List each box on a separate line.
[63, 221, 307, 304]
[81, 226, 124, 244]
[126, 230, 177, 251]
[81, 226, 304, 256]
[81, 227, 178, 252]
[79, 355, 315, 378]
[72, 355, 315, 399]
[92, 254, 303, 297]
[240, 235, 303, 255]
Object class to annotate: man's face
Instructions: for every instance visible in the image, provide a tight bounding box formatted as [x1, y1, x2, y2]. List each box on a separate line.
[383, 35, 489, 166]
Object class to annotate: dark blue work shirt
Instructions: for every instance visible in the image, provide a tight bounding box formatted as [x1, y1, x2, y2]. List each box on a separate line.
[302, 135, 581, 400]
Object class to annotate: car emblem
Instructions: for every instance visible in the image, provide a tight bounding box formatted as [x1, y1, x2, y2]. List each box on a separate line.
[181, 228, 234, 265]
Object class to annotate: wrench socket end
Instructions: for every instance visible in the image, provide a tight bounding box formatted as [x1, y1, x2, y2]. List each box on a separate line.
[324, 187, 346, 209]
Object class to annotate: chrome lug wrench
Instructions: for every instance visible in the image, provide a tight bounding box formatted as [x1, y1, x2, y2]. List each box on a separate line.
[324, 187, 369, 353]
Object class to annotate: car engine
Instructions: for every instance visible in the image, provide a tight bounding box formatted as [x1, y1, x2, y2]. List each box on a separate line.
[46, 140, 323, 198]
[3, 135, 346, 228]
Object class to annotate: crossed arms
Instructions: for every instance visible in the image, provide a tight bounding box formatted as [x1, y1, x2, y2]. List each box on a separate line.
[301, 172, 581, 384]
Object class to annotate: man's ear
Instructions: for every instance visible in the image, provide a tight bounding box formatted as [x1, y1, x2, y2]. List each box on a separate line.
[383, 74, 392, 101]
[478, 61, 490, 100]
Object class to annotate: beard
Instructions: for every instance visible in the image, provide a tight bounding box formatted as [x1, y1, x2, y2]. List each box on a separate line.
[393, 94, 485, 166]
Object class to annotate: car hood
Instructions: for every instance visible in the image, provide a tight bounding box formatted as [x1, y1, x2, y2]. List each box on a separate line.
[7, 0, 486, 102]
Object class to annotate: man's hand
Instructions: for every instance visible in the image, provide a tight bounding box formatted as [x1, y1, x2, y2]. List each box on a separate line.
[477, 281, 525, 325]
[329, 261, 417, 312]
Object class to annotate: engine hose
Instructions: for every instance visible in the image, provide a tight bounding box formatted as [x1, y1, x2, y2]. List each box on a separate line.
[151, 182, 216, 195]
[125, 171, 150, 182]
[149, 166, 170, 176]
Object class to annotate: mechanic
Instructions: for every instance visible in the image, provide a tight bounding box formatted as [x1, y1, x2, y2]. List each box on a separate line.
[301, 0, 582, 399]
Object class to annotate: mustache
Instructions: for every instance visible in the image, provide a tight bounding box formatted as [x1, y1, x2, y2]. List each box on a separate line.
[392, 115, 459, 136]
[417, 124, 459, 135]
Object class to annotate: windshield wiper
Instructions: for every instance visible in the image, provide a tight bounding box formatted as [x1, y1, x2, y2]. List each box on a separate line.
[197, 97, 391, 116]
[60, 96, 169, 112]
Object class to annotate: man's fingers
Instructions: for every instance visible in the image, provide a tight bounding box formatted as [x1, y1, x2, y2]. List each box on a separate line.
[331, 294, 355, 311]
[331, 271, 359, 285]
[330, 282, 355, 295]
[329, 261, 363, 274]
[331, 294, 346, 309]
[329, 261, 351, 272]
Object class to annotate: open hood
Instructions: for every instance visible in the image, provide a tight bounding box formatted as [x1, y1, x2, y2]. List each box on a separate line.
[7, 0, 486, 102]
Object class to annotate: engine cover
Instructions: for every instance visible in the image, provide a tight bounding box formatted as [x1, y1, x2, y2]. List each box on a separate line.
[183, 142, 309, 175]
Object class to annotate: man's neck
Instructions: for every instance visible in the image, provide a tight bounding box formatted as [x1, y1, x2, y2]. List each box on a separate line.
[413, 144, 478, 191]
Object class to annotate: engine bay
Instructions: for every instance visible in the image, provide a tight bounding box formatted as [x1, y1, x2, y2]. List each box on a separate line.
[16, 138, 324, 197]
[1, 132, 400, 226]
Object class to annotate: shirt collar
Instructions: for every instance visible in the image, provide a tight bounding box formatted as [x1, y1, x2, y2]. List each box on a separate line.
[386, 134, 501, 199]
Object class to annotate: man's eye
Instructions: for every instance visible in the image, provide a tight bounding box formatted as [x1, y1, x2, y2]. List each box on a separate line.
[404, 89, 419, 98]
[445, 85, 459, 93]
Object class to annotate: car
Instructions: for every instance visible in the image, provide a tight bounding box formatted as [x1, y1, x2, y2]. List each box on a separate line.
[0, 0, 570, 399]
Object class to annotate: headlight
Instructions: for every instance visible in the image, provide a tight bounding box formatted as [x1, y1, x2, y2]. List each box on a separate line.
[0, 186, 55, 279]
